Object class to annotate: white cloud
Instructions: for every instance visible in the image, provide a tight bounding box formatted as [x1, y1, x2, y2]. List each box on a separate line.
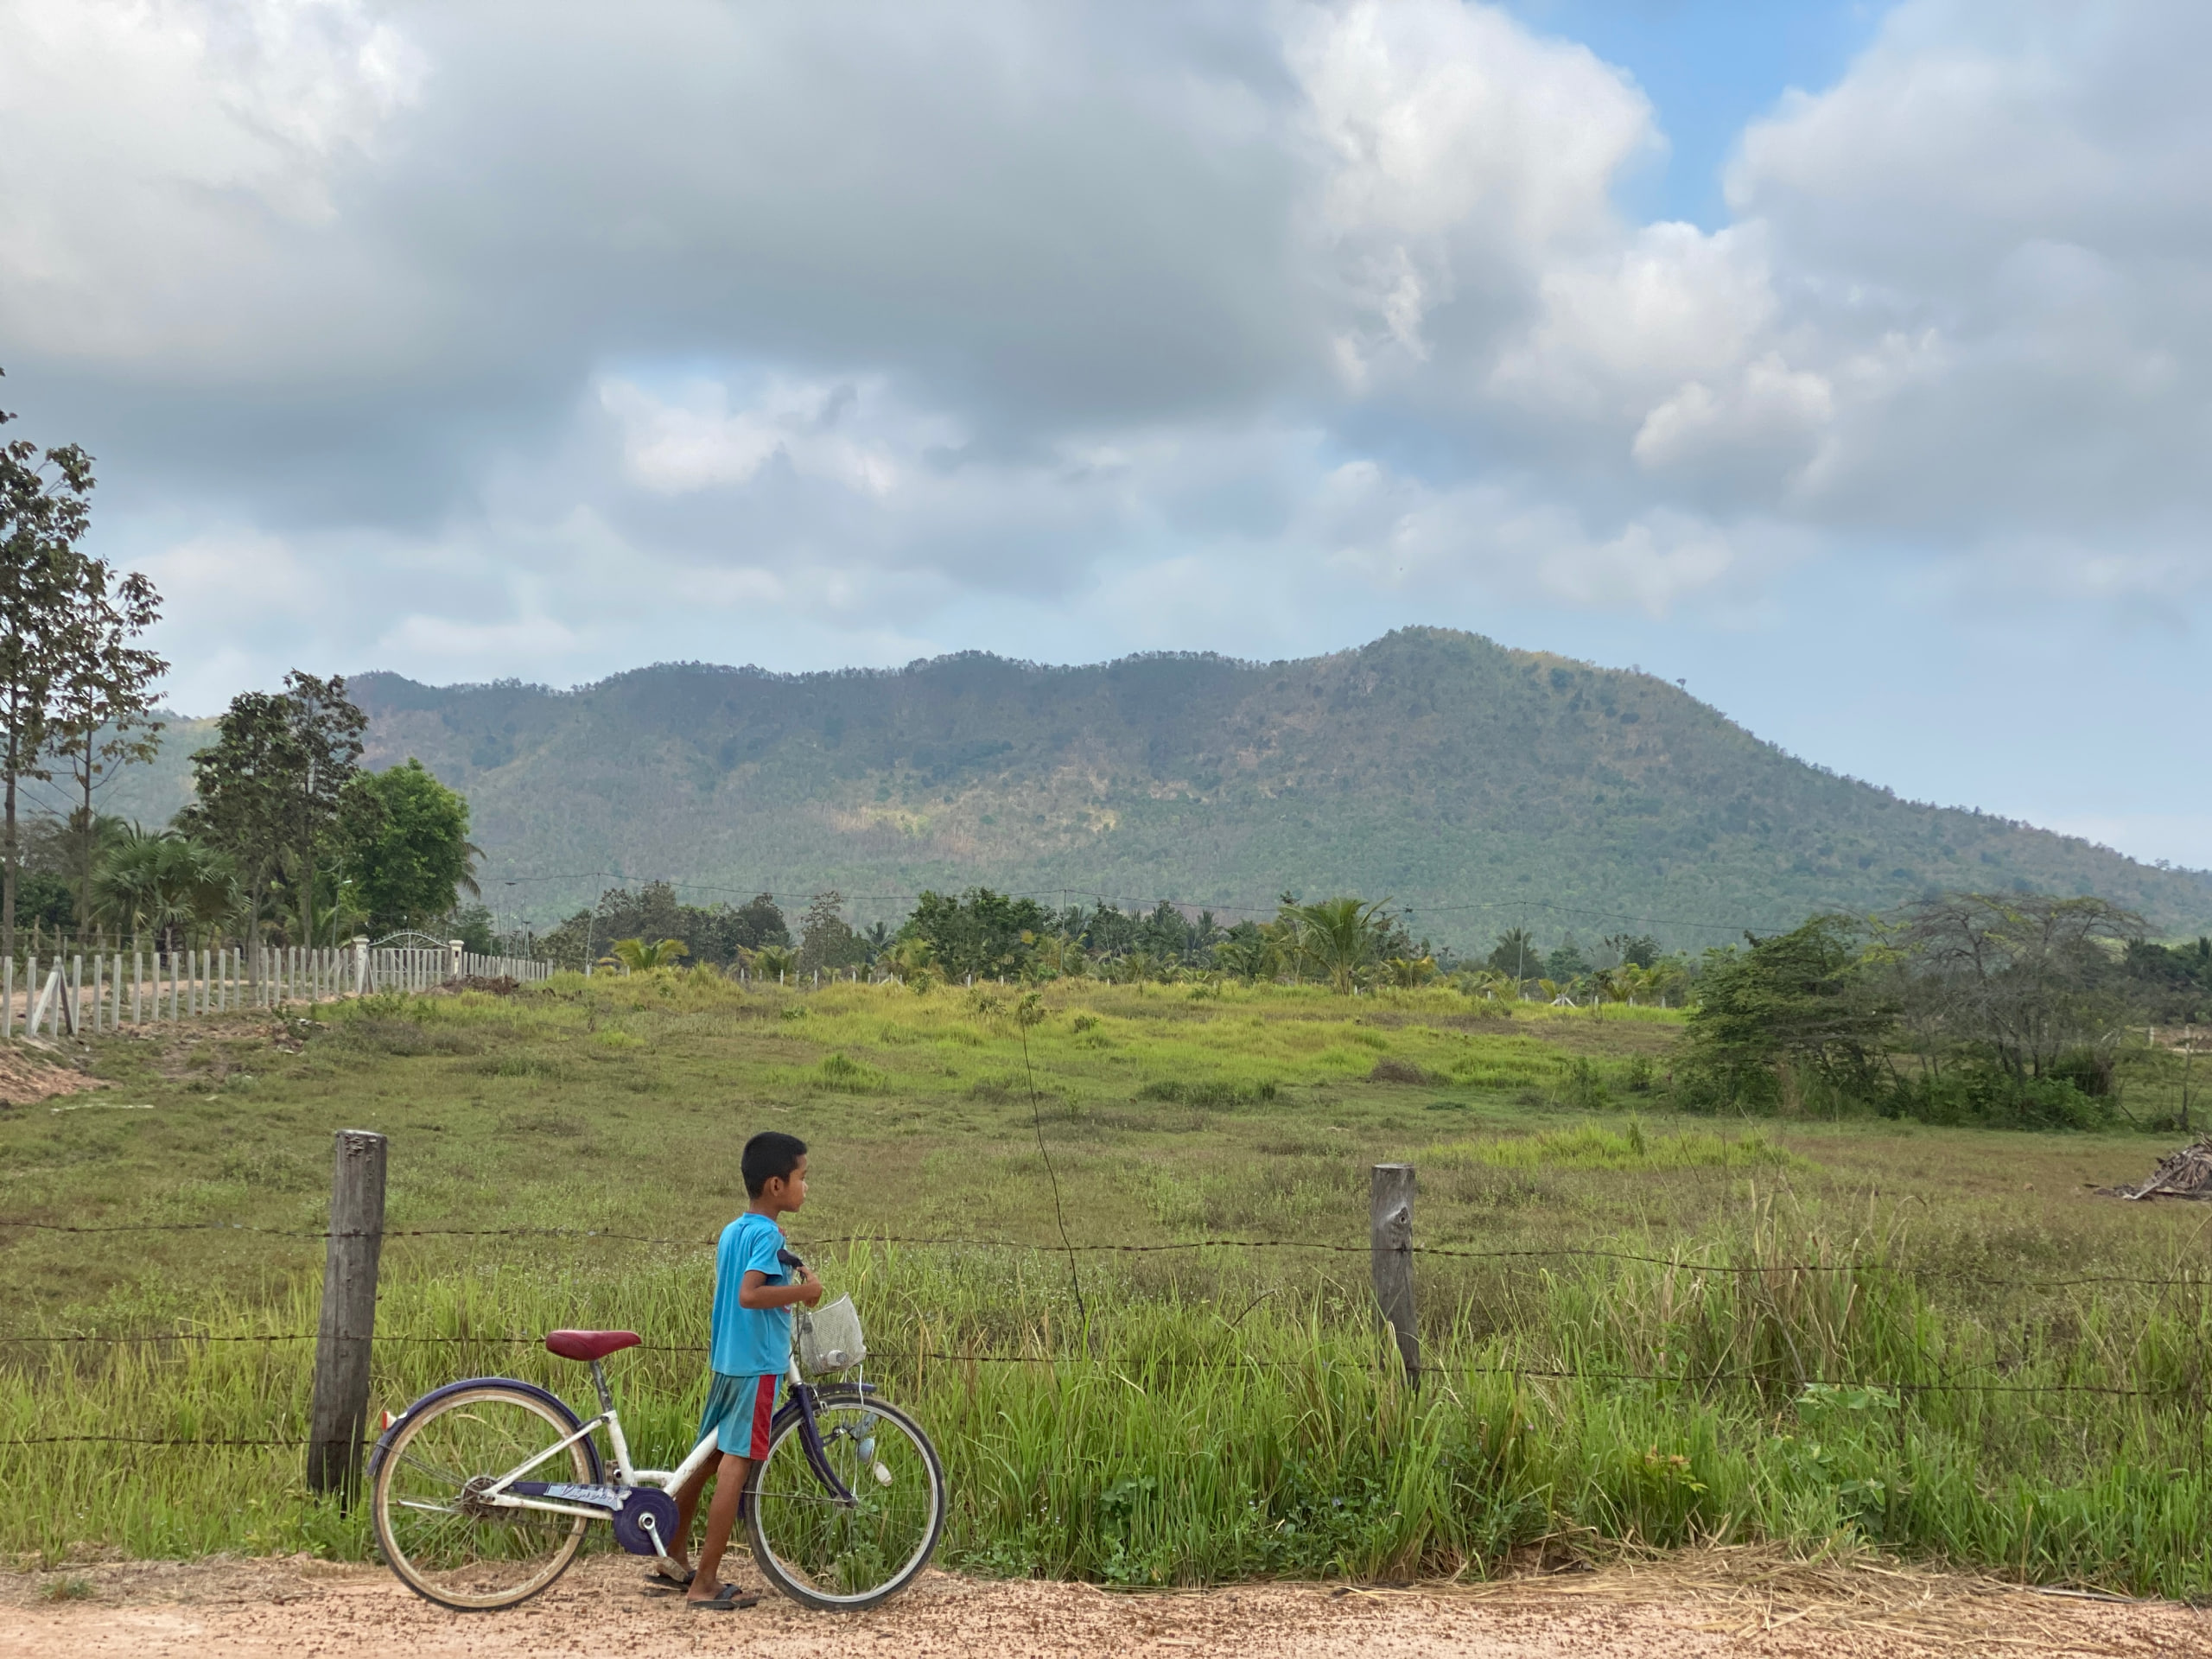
[0, 0, 2206, 728]
[1719, 0, 2212, 559]
[1287, 0, 1656, 382]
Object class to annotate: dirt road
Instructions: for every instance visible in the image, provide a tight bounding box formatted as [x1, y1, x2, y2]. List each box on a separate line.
[3, 1554, 2202, 1658]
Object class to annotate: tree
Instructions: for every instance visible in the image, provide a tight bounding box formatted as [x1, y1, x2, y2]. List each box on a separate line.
[796, 890, 862, 975]
[340, 759, 480, 935]
[184, 674, 371, 956]
[1603, 932, 1661, 969]
[0, 375, 98, 959]
[45, 558, 166, 935]
[90, 827, 236, 952]
[881, 937, 935, 986]
[1459, 967, 1516, 1004]
[1545, 933, 1592, 981]
[606, 936, 688, 972]
[1890, 893, 2140, 1087]
[1211, 924, 1270, 982]
[179, 691, 297, 959]
[1280, 895, 1390, 994]
[450, 903, 499, 955]
[1677, 915, 1897, 1112]
[899, 887, 1052, 980]
[1486, 927, 1539, 986]
[1382, 955, 1438, 988]
[749, 944, 798, 981]
[280, 672, 368, 946]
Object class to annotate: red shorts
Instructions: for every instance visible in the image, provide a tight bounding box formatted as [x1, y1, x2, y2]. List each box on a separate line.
[699, 1371, 778, 1459]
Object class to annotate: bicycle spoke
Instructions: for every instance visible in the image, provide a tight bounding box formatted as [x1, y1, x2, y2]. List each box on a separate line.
[747, 1397, 943, 1608]
[373, 1386, 595, 1611]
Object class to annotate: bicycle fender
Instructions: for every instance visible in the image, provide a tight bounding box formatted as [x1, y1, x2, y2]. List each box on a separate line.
[791, 1386, 859, 1506]
[365, 1376, 604, 1490]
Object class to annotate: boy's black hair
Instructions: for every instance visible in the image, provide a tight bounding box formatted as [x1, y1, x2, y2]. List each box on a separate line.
[741, 1131, 808, 1198]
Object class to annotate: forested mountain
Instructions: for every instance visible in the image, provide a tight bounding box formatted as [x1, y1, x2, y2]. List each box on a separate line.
[99, 629, 2212, 950]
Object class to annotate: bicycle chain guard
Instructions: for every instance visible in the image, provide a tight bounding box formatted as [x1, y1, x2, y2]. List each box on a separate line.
[508, 1481, 683, 1557]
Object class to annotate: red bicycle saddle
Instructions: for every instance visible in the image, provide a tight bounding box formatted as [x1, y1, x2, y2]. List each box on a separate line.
[544, 1329, 641, 1362]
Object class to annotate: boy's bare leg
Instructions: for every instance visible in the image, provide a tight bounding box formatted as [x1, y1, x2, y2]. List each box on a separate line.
[666, 1455, 715, 1573]
[688, 1452, 753, 1600]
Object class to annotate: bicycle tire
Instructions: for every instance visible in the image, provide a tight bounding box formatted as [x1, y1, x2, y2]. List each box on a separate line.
[370, 1382, 596, 1611]
[745, 1389, 944, 1611]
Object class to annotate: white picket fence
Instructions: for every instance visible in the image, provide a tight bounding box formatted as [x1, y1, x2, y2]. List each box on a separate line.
[3, 938, 552, 1041]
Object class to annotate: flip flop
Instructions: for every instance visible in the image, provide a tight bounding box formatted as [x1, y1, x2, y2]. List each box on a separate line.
[643, 1563, 695, 1591]
[686, 1584, 760, 1611]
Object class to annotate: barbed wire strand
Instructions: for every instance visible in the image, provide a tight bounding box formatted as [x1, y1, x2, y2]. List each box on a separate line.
[3, 1217, 2206, 1292]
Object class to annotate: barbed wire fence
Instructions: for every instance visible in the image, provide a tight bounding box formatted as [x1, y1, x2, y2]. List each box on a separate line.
[7, 1160, 2212, 1464]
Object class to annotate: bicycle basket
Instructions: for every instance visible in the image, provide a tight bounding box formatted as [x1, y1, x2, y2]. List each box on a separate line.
[795, 1295, 867, 1375]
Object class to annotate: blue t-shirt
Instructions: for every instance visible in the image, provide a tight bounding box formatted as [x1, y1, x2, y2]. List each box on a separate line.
[709, 1211, 792, 1377]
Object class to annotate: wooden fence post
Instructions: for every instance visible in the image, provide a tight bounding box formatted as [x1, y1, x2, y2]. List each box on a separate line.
[308, 1128, 388, 1503]
[1370, 1162, 1420, 1386]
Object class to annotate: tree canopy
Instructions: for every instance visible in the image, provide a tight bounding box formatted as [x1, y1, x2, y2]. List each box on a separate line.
[340, 759, 480, 936]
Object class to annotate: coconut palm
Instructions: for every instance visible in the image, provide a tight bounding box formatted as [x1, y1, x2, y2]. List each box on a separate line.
[91, 827, 238, 952]
[881, 938, 935, 985]
[1537, 976, 1574, 1007]
[750, 944, 799, 982]
[1211, 934, 1268, 982]
[602, 936, 687, 973]
[1382, 955, 1438, 989]
[1025, 929, 1087, 979]
[1459, 968, 1515, 1003]
[1283, 896, 1389, 995]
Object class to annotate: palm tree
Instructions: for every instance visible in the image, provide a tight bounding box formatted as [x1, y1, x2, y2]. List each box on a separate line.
[1284, 896, 1389, 995]
[1212, 935, 1267, 982]
[602, 936, 687, 973]
[1459, 967, 1514, 1003]
[92, 827, 238, 952]
[750, 944, 799, 982]
[1537, 976, 1573, 1007]
[1382, 955, 1437, 989]
[880, 938, 934, 985]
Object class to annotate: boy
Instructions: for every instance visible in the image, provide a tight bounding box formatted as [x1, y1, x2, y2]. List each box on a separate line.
[666, 1130, 823, 1610]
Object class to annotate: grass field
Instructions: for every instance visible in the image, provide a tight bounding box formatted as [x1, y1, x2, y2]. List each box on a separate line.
[6, 973, 2212, 1594]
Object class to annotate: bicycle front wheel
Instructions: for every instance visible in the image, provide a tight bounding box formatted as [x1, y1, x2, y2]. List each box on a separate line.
[746, 1389, 944, 1611]
[371, 1383, 597, 1611]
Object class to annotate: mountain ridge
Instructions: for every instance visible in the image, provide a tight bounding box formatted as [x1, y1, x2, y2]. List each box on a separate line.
[93, 628, 2212, 948]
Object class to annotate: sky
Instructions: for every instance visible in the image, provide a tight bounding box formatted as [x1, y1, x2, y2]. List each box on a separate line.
[3, 0, 2209, 870]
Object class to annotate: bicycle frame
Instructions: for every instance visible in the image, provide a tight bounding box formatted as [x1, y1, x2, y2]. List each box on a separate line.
[442, 1355, 864, 1550]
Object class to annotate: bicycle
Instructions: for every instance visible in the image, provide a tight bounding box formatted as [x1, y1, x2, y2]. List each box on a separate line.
[366, 1286, 944, 1613]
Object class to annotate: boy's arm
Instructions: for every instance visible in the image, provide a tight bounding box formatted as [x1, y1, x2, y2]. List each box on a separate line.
[738, 1267, 824, 1309]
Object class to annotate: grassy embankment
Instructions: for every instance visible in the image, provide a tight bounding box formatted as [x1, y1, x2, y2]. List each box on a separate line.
[4, 973, 2210, 1593]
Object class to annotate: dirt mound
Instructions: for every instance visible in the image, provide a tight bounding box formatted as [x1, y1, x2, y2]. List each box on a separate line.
[0, 1043, 107, 1107]
[2109, 1135, 2212, 1200]
[436, 975, 521, 996]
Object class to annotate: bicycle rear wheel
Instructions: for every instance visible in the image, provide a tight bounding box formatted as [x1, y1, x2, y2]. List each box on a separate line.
[746, 1389, 944, 1611]
[371, 1383, 596, 1611]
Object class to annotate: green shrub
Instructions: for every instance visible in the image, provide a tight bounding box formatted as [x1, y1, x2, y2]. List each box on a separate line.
[1560, 1056, 1611, 1110]
[1885, 1069, 2113, 1131]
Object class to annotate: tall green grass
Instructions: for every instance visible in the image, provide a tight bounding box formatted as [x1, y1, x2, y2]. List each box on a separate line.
[9, 1217, 2212, 1595]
